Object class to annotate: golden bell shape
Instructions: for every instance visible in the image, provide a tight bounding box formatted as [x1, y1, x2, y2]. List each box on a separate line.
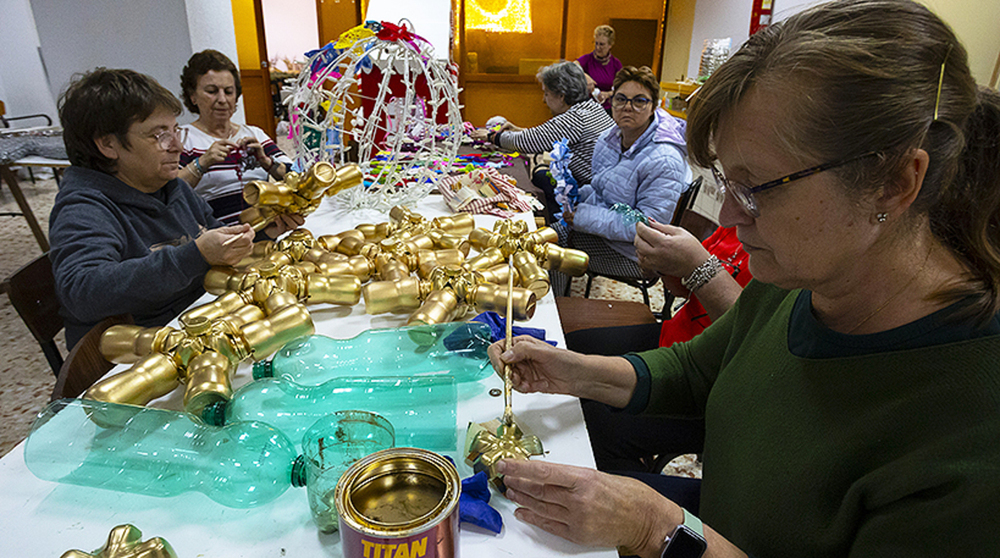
[301, 248, 348, 275]
[512, 251, 550, 298]
[541, 244, 590, 276]
[239, 205, 277, 232]
[239, 302, 314, 360]
[468, 283, 537, 320]
[526, 226, 558, 245]
[304, 274, 362, 305]
[476, 263, 517, 286]
[362, 276, 425, 314]
[325, 162, 363, 197]
[85, 353, 181, 407]
[355, 223, 380, 241]
[244, 180, 296, 207]
[100, 325, 183, 364]
[180, 291, 248, 324]
[407, 288, 461, 326]
[416, 249, 466, 279]
[59, 523, 177, 558]
[261, 291, 299, 315]
[204, 266, 242, 295]
[182, 351, 235, 416]
[375, 253, 411, 282]
[463, 246, 505, 271]
[335, 231, 367, 256]
[427, 229, 471, 254]
[467, 228, 497, 251]
[432, 213, 475, 236]
[296, 161, 336, 200]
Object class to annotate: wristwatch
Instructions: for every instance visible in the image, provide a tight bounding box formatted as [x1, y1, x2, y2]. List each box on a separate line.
[660, 509, 707, 558]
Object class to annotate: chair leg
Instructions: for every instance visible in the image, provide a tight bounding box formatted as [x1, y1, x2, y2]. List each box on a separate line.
[41, 341, 65, 377]
[584, 275, 594, 298]
[640, 285, 651, 307]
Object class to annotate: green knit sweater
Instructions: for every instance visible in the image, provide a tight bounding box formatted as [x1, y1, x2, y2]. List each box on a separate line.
[637, 280, 1000, 557]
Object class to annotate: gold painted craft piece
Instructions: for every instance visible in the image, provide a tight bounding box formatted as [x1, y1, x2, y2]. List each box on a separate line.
[60, 524, 176, 558]
[240, 161, 363, 231]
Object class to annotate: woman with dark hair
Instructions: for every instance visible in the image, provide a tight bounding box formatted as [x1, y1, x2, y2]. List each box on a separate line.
[178, 49, 294, 225]
[486, 1, 1000, 557]
[471, 61, 613, 190]
[50, 68, 259, 349]
[550, 65, 690, 295]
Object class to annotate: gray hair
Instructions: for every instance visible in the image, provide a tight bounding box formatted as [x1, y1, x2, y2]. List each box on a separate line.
[537, 61, 590, 106]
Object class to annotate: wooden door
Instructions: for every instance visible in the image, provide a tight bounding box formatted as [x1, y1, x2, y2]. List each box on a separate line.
[610, 18, 661, 72]
[317, 0, 363, 46]
[238, 0, 277, 137]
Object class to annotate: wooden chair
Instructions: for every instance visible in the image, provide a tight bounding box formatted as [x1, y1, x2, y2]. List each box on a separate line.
[51, 314, 133, 401]
[1, 253, 63, 375]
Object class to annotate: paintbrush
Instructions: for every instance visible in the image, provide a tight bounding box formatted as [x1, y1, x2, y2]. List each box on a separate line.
[502, 254, 515, 427]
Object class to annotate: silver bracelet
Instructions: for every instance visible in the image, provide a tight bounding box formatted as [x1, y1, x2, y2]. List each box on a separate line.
[681, 255, 722, 294]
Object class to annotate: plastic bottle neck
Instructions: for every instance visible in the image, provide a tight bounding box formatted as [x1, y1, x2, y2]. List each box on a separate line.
[201, 401, 228, 426]
[252, 360, 275, 380]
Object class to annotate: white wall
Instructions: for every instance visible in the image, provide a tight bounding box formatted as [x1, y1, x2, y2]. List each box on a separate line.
[366, 0, 452, 60]
[0, 0, 58, 125]
[686, 0, 817, 79]
[262, 0, 319, 71]
[11, 0, 240, 126]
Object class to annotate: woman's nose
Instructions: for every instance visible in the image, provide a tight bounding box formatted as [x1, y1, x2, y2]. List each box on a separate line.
[717, 190, 754, 228]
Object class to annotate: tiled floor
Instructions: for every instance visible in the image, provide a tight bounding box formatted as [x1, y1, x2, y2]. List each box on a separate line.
[0, 171, 699, 478]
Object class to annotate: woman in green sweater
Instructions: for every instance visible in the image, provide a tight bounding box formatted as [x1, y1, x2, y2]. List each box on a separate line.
[487, 1, 1000, 557]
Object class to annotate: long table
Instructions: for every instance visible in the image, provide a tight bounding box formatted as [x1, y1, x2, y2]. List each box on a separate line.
[0, 195, 617, 558]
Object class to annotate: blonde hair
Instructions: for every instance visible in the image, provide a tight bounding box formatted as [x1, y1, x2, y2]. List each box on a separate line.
[594, 25, 615, 45]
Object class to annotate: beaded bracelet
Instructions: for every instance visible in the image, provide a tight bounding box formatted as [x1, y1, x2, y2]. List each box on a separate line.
[681, 255, 722, 294]
[193, 158, 205, 175]
[187, 161, 203, 178]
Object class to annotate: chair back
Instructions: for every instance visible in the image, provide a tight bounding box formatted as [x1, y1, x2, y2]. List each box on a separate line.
[2, 253, 64, 375]
[670, 176, 703, 227]
[671, 176, 717, 242]
[51, 314, 133, 401]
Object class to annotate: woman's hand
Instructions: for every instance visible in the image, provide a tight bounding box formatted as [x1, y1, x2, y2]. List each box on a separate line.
[562, 208, 574, 225]
[596, 90, 613, 104]
[199, 138, 238, 169]
[497, 459, 681, 558]
[488, 335, 580, 396]
[488, 335, 637, 406]
[195, 224, 254, 266]
[264, 213, 305, 239]
[635, 221, 710, 279]
[470, 128, 489, 141]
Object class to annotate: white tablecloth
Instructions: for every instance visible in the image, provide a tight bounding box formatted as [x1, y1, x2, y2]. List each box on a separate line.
[0, 195, 616, 558]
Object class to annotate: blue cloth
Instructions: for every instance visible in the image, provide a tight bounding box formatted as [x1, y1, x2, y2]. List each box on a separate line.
[460, 471, 503, 534]
[472, 312, 557, 347]
[573, 108, 691, 262]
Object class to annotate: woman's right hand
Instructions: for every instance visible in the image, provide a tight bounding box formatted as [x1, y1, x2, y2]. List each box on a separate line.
[635, 221, 710, 279]
[199, 138, 239, 169]
[195, 224, 254, 266]
[488, 335, 580, 396]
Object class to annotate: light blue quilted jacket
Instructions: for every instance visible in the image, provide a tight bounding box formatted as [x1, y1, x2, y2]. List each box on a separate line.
[573, 108, 692, 261]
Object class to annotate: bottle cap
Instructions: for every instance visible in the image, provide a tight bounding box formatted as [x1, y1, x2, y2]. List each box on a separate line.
[201, 401, 228, 426]
[252, 360, 274, 380]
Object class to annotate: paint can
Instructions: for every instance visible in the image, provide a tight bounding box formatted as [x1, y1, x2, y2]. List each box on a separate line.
[336, 447, 461, 558]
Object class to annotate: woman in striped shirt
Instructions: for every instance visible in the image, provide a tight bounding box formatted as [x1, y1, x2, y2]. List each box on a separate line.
[472, 61, 614, 215]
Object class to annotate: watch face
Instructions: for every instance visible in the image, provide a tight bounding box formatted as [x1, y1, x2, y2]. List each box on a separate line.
[660, 525, 708, 558]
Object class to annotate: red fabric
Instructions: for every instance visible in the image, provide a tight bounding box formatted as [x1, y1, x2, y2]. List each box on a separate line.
[658, 226, 752, 347]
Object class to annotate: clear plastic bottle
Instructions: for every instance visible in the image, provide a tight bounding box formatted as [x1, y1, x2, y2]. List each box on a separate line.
[252, 321, 492, 385]
[203, 376, 458, 451]
[24, 399, 305, 508]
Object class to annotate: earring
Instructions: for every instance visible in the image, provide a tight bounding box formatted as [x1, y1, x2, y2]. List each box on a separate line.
[876, 212, 888, 223]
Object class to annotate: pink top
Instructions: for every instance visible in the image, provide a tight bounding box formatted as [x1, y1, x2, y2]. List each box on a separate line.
[577, 52, 623, 110]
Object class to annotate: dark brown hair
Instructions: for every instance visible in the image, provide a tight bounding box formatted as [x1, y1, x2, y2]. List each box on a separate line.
[58, 68, 182, 174]
[613, 66, 660, 102]
[179, 49, 242, 114]
[687, 0, 1000, 324]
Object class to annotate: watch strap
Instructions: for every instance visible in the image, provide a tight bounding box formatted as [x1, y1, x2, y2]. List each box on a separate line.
[682, 508, 704, 538]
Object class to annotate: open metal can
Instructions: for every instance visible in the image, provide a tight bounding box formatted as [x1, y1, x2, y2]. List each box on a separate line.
[336, 447, 461, 558]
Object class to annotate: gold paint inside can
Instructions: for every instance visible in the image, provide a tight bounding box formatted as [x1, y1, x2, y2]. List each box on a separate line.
[337, 448, 460, 537]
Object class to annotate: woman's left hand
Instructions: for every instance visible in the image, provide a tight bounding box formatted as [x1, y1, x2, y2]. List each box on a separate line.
[497, 458, 681, 557]
[470, 128, 489, 141]
[264, 213, 305, 239]
[562, 208, 574, 225]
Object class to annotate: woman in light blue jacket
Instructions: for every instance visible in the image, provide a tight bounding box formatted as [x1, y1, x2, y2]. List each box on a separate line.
[554, 66, 691, 294]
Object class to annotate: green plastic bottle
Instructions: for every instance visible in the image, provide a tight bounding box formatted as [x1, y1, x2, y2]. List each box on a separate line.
[252, 321, 492, 385]
[24, 399, 306, 508]
[203, 376, 458, 451]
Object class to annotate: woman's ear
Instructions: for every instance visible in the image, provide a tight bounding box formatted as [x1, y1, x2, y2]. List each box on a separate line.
[876, 148, 929, 220]
[94, 134, 120, 160]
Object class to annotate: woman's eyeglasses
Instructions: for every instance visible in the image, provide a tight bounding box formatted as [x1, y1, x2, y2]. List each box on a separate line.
[611, 94, 652, 111]
[152, 126, 186, 151]
[712, 151, 879, 217]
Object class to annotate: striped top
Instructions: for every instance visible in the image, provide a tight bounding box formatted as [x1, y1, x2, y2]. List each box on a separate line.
[179, 123, 292, 225]
[496, 99, 613, 185]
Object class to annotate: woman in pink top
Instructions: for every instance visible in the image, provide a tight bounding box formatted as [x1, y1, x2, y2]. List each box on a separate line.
[576, 25, 623, 111]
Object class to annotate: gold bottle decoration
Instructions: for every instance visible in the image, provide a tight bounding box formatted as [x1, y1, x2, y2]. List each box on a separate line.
[60, 524, 176, 558]
[240, 161, 363, 231]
